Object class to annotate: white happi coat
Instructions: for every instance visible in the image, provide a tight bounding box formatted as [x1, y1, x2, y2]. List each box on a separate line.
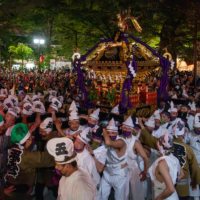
[99, 136, 129, 200]
[149, 154, 180, 200]
[93, 144, 108, 165]
[184, 130, 200, 197]
[123, 135, 145, 200]
[76, 148, 100, 188]
[58, 167, 96, 200]
[187, 115, 194, 131]
[161, 122, 172, 135]
[64, 125, 85, 136]
[170, 118, 178, 127]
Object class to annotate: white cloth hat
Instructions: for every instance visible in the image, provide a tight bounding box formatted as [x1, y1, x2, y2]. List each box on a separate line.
[9, 96, 18, 106]
[69, 109, 79, 121]
[32, 95, 40, 103]
[169, 101, 177, 113]
[106, 118, 118, 133]
[182, 89, 188, 98]
[69, 100, 78, 112]
[0, 89, 7, 97]
[18, 90, 25, 97]
[189, 101, 196, 112]
[122, 116, 134, 128]
[33, 101, 45, 114]
[57, 96, 64, 103]
[9, 89, 15, 97]
[40, 117, 53, 133]
[47, 137, 77, 164]
[23, 103, 33, 116]
[37, 92, 44, 99]
[90, 108, 100, 121]
[49, 90, 57, 97]
[23, 95, 32, 104]
[50, 98, 62, 112]
[3, 98, 14, 110]
[194, 113, 200, 128]
[111, 104, 119, 114]
[171, 94, 177, 99]
[153, 110, 161, 121]
[8, 107, 20, 118]
[172, 118, 185, 136]
[77, 127, 92, 145]
[145, 116, 155, 128]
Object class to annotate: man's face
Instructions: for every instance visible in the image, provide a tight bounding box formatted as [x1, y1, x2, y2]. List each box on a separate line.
[39, 128, 48, 140]
[161, 113, 170, 122]
[189, 96, 195, 101]
[155, 119, 161, 126]
[181, 106, 188, 113]
[190, 110, 196, 115]
[74, 138, 85, 150]
[88, 117, 97, 126]
[107, 131, 118, 137]
[55, 162, 69, 176]
[170, 112, 178, 117]
[5, 113, 15, 124]
[122, 126, 133, 132]
[145, 125, 154, 132]
[68, 121, 80, 131]
[196, 107, 200, 113]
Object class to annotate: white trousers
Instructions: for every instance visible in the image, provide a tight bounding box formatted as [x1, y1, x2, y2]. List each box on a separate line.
[99, 167, 129, 200]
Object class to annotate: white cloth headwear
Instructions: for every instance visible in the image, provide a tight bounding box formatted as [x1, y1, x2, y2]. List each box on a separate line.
[111, 104, 119, 114]
[40, 117, 53, 133]
[23, 103, 33, 116]
[77, 127, 92, 145]
[23, 95, 32, 104]
[37, 92, 44, 99]
[8, 107, 20, 118]
[32, 95, 40, 103]
[144, 116, 155, 128]
[69, 100, 78, 112]
[9, 96, 18, 106]
[182, 89, 188, 98]
[69, 109, 79, 121]
[90, 108, 100, 121]
[50, 98, 62, 112]
[18, 90, 25, 97]
[153, 110, 160, 121]
[171, 94, 177, 99]
[9, 89, 15, 97]
[122, 116, 134, 128]
[194, 113, 200, 128]
[0, 89, 7, 97]
[33, 101, 45, 114]
[189, 101, 196, 111]
[169, 101, 177, 112]
[49, 90, 57, 101]
[57, 96, 64, 103]
[172, 118, 185, 137]
[106, 118, 118, 133]
[47, 138, 77, 164]
[3, 98, 14, 110]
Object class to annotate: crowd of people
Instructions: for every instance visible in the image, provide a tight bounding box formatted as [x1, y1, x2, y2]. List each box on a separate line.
[0, 67, 200, 200]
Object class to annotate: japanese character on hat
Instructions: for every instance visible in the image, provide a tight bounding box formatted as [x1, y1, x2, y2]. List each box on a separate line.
[40, 117, 53, 133]
[77, 127, 92, 145]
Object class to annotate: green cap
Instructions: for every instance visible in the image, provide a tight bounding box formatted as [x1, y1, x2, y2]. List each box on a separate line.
[11, 123, 30, 145]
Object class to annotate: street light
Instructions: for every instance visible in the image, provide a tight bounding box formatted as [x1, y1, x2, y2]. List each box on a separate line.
[34, 38, 45, 72]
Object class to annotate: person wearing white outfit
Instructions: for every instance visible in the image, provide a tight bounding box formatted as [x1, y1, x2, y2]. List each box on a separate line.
[99, 118, 129, 200]
[121, 116, 148, 200]
[169, 101, 178, 127]
[187, 101, 196, 131]
[74, 127, 100, 189]
[47, 137, 96, 200]
[160, 106, 172, 134]
[149, 132, 184, 200]
[184, 113, 200, 200]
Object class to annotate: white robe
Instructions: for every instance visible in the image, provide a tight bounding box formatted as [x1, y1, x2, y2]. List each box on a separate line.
[64, 125, 85, 136]
[77, 148, 100, 188]
[187, 115, 194, 131]
[93, 144, 108, 165]
[58, 167, 96, 200]
[183, 131, 200, 197]
[149, 154, 180, 200]
[161, 123, 172, 135]
[124, 135, 145, 200]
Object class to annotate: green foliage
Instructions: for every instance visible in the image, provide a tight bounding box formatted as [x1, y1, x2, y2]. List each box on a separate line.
[107, 88, 116, 103]
[8, 44, 33, 68]
[88, 89, 99, 103]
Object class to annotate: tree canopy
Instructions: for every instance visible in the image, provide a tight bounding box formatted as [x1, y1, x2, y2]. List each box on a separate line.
[0, 0, 199, 66]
